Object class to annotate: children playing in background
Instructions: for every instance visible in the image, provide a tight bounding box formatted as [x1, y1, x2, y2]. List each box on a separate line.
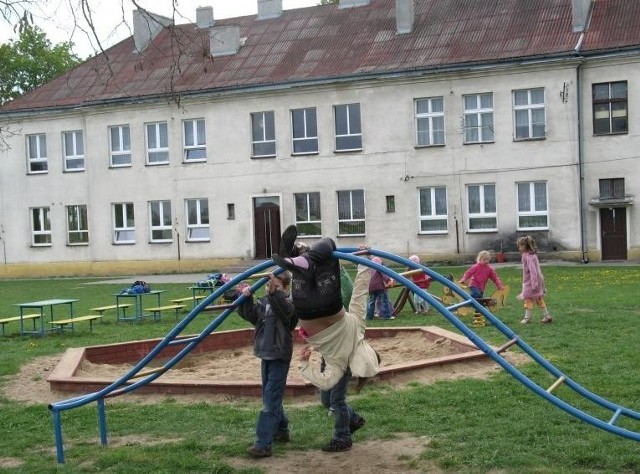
[237, 272, 298, 458]
[517, 235, 553, 324]
[408, 255, 431, 314]
[366, 256, 394, 320]
[459, 250, 504, 299]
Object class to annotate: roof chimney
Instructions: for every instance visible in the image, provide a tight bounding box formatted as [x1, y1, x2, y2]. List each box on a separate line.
[132, 9, 173, 52]
[210, 25, 241, 57]
[338, 0, 371, 8]
[396, 0, 414, 34]
[572, 0, 593, 33]
[258, 0, 283, 20]
[196, 6, 214, 28]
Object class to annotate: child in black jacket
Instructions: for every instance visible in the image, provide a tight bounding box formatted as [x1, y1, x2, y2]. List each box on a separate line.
[238, 272, 298, 458]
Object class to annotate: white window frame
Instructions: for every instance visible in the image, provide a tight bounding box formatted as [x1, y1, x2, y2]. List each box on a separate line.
[418, 187, 448, 234]
[517, 181, 549, 230]
[66, 204, 89, 245]
[337, 189, 365, 236]
[513, 88, 546, 140]
[291, 107, 318, 155]
[415, 97, 445, 146]
[251, 111, 276, 158]
[294, 192, 322, 237]
[183, 118, 206, 162]
[463, 93, 494, 144]
[149, 200, 173, 242]
[467, 183, 497, 232]
[334, 103, 362, 151]
[112, 202, 135, 244]
[109, 124, 132, 167]
[26, 133, 48, 174]
[31, 207, 52, 246]
[63, 130, 85, 171]
[146, 121, 169, 164]
[185, 198, 210, 242]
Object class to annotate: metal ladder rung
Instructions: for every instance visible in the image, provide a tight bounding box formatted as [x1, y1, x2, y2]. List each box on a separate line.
[609, 408, 622, 425]
[546, 375, 566, 393]
[496, 337, 519, 353]
[446, 299, 474, 312]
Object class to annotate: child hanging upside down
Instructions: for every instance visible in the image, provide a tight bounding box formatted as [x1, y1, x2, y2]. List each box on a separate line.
[272, 226, 379, 453]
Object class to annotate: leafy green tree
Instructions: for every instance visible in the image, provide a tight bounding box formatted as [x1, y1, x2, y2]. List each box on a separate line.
[320, 0, 339, 5]
[0, 23, 80, 105]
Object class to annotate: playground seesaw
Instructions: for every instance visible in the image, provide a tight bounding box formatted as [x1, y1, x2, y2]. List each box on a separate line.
[49, 249, 640, 463]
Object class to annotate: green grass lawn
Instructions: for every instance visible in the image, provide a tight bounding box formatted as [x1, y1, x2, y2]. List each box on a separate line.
[1, 264, 640, 473]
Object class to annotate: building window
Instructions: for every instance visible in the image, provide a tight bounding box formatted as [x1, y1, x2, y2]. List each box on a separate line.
[294, 192, 322, 237]
[227, 203, 235, 220]
[146, 122, 169, 164]
[513, 88, 545, 140]
[517, 181, 548, 230]
[66, 204, 89, 244]
[599, 178, 625, 199]
[467, 184, 496, 231]
[26, 133, 48, 174]
[385, 195, 395, 213]
[186, 198, 210, 241]
[251, 111, 276, 158]
[113, 202, 135, 244]
[418, 187, 448, 233]
[109, 125, 131, 167]
[149, 200, 172, 242]
[183, 118, 206, 161]
[63, 130, 85, 171]
[463, 93, 494, 143]
[291, 107, 318, 154]
[334, 103, 362, 151]
[31, 207, 51, 246]
[337, 189, 365, 236]
[415, 97, 445, 146]
[593, 81, 628, 135]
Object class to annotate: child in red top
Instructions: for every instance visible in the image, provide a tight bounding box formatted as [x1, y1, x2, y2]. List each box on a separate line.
[408, 255, 431, 314]
[459, 250, 504, 299]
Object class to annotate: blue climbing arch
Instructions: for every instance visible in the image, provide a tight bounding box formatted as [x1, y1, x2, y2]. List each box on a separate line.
[49, 249, 640, 463]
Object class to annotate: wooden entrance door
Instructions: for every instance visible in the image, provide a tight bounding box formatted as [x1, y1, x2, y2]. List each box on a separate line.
[253, 198, 281, 259]
[600, 207, 627, 260]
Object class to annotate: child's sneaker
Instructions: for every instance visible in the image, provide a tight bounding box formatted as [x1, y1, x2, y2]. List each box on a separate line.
[246, 445, 272, 458]
[541, 315, 553, 324]
[349, 416, 366, 434]
[520, 317, 531, 324]
[322, 439, 352, 452]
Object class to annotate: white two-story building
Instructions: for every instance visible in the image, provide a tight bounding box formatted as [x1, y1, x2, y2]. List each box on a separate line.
[0, 0, 638, 278]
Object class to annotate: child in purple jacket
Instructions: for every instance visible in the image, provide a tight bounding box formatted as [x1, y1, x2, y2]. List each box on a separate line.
[517, 236, 553, 324]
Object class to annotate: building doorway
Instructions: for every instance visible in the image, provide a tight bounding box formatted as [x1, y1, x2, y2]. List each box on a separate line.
[600, 207, 627, 260]
[253, 196, 281, 259]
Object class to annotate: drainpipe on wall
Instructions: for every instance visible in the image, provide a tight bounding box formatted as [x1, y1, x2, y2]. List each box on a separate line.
[575, 32, 589, 263]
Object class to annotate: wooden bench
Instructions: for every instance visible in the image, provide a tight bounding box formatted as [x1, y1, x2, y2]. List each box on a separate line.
[0, 313, 41, 336]
[170, 295, 206, 305]
[48, 315, 103, 333]
[144, 305, 186, 321]
[89, 304, 132, 317]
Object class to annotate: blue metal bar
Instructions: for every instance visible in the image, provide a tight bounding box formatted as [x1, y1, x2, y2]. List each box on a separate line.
[50, 248, 640, 463]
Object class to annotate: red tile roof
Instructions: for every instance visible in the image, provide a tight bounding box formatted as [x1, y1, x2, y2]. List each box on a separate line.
[2, 0, 639, 112]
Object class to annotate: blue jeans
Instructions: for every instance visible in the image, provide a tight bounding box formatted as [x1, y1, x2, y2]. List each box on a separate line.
[469, 286, 483, 299]
[255, 359, 290, 449]
[320, 368, 359, 443]
[366, 290, 392, 319]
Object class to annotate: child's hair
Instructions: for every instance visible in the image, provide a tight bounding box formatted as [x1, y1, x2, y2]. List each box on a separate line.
[516, 235, 538, 253]
[476, 250, 491, 262]
[275, 271, 291, 288]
